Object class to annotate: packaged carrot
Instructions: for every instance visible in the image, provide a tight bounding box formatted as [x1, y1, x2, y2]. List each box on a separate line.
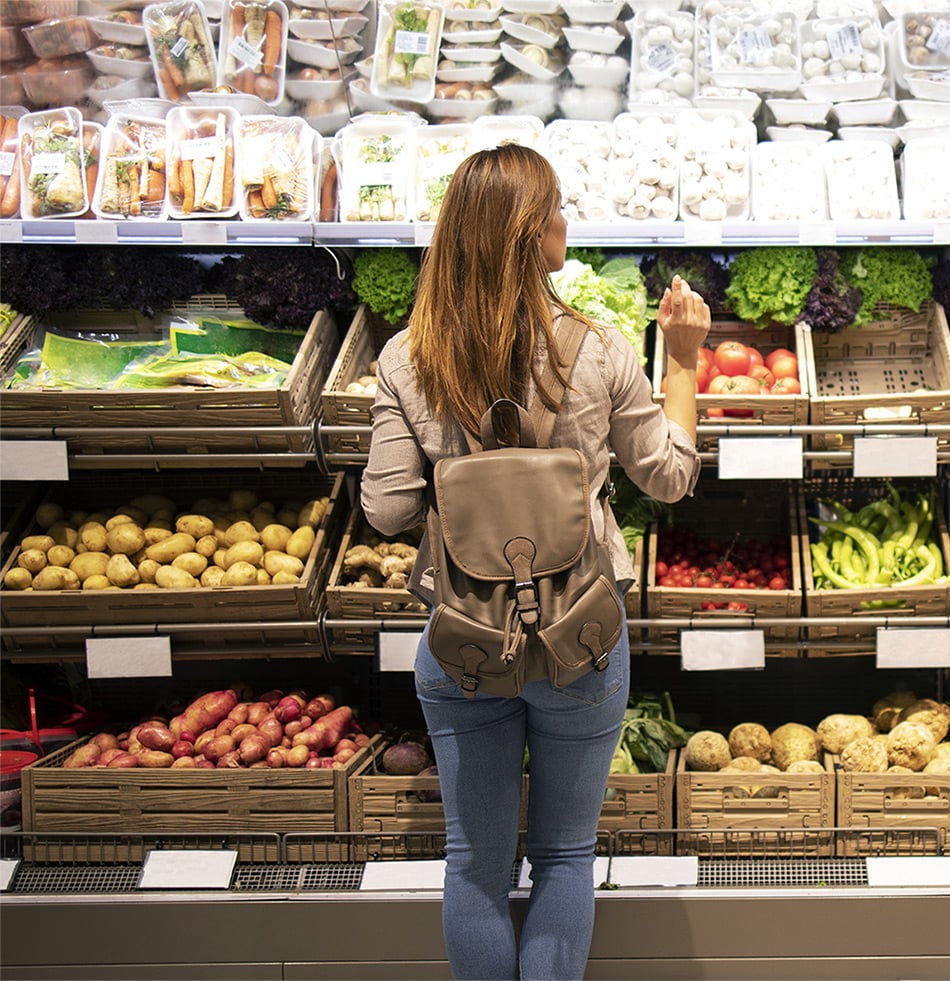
[218, 0, 288, 105]
[92, 116, 167, 221]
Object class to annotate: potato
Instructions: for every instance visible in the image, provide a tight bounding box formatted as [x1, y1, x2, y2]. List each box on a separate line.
[229, 489, 258, 513]
[176, 513, 215, 538]
[130, 493, 176, 516]
[224, 540, 264, 569]
[47, 544, 75, 567]
[263, 551, 304, 578]
[200, 566, 226, 587]
[106, 522, 146, 555]
[105, 513, 135, 531]
[146, 532, 197, 565]
[133, 582, 159, 590]
[137, 750, 175, 768]
[260, 523, 293, 552]
[106, 553, 140, 588]
[17, 548, 48, 573]
[224, 520, 259, 546]
[69, 551, 110, 582]
[4, 567, 33, 590]
[22, 534, 55, 553]
[276, 507, 298, 528]
[34, 502, 65, 529]
[83, 574, 112, 590]
[47, 521, 79, 549]
[256, 568, 272, 585]
[79, 521, 108, 553]
[221, 561, 258, 586]
[250, 507, 275, 532]
[286, 526, 315, 559]
[143, 523, 173, 546]
[137, 558, 161, 584]
[172, 552, 209, 577]
[272, 570, 301, 585]
[212, 547, 229, 570]
[63, 743, 101, 768]
[137, 721, 176, 752]
[114, 505, 148, 526]
[298, 498, 327, 528]
[155, 566, 199, 589]
[195, 534, 218, 557]
[32, 566, 80, 591]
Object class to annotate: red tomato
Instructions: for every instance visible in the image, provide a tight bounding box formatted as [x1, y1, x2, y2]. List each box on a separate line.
[707, 374, 760, 396]
[769, 354, 799, 380]
[726, 601, 749, 612]
[746, 346, 764, 368]
[696, 363, 710, 393]
[714, 341, 752, 377]
[706, 407, 725, 418]
[768, 575, 787, 590]
[748, 364, 775, 390]
[697, 347, 714, 370]
[765, 347, 796, 370]
[771, 376, 802, 394]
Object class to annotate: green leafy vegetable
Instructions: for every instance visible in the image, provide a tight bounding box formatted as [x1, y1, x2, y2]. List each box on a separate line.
[840, 248, 933, 325]
[611, 692, 690, 775]
[611, 469, 672, 555]
[724, 247, 817, 328]
[641, 249, 729, 317]
[351, 248, 420, 325]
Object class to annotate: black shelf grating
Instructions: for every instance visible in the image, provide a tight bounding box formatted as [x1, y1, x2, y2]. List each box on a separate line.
[697, 858, 866, 888]
[302, 863, 365, 891]
[12, 863, 142, 894]
[233, 864, 306, 892]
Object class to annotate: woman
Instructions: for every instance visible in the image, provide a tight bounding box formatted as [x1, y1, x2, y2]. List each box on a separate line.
[361, 143, 710, 980]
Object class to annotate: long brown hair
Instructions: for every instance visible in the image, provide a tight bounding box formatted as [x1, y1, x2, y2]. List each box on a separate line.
[408, 143, 589, 437]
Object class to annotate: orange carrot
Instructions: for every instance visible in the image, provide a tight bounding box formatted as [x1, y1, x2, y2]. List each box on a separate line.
[82, 127, 99, 215]
[319, 159, 337, 221]
[161, 49, 184, 98]
[0, 147, 20, 218]
[232, 2, 245, 38]
[127, 163, 141, 217]
[145, 166, 165, 203]
[181, 158, 195, 214]
[247, 187, 265, 217]
[262, 9, 281, 75]
[222, 141, 234, 208]
[261, 172, 278, 210]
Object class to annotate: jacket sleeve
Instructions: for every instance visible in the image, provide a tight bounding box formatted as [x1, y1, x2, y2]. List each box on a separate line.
[359, 345, 428, 537]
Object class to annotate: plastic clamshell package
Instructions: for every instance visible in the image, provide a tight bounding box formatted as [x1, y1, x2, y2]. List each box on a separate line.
[286, 36, 363, 67]
[216, 0, 288, 105]
[562, 23, 624, 54]
[284, 70, 347, 101]
[410, 122, 474, 221]
[0, 0, 78, 25]
[499, 12, 565, 48]
[471, 112, 544, 146]
[21, 15, 98, 59]
[91, 114, 167, 220]
[900, 137, 950, 220]
[336, 113, 423, 222]
[442, 1, 503, 23]
[440, 43, 503, 62]
[829, 96, 897, 125]
[86, 73, 156, 108]
[88, 14, 148, 46]
[541, 118, 618, 221]
[751, 141, 827, 221]
[899, 11, 950, 73]
[0, 106, 27, 219]
[822, 139, 900, 220]
[144, 0, 217, 100]
[102, 96, 178, 118]
[559, 84, 623, 120]
[565, 50, 626, 86]
[288, 13, 368, 40]
[766, 96, 832, 125]
[609, 112, 679, 221]
[187, 91, 276, 114]
[235, 114, 316, 221]
[439, 23, 504, 45]
[164, 104, 240, 219]
[709, 10, 802, 93]
[21, 56, 94, 106]
[502, 40, 566, 79]
[427, 92, 499, 119]
[628, 9, 696, 105]
[17, 107, 88, 220]
[87, 43, 155, 79]
[765, 124, 832, 142]
[676, 109, 753, 222]
[371, 0, 445, 104]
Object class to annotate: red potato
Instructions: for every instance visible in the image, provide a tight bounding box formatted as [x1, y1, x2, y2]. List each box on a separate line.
[228, 703, 250, 724]
[333, 738, 359, 755]
[283, 720, 306, 738]
[171, 740, 194, 758]
[257, 716, 283, 748]
[106, 752, 139, 768]
[258, 689, 283, 708]
[136, 721, 176, 752]
[230, 723, 257, 744]
[194, 730, 215, 755]
[63, 743, 101, 768]
[286, 744, 309, 767]
[266, 748, 285, 767]
[170, 689, 238, 738]
[95, 747, 126, 766]
[90, 732, 120, 752]
[194, 758, 215, 769]
[137, 750, 174, 768]
[216, 750, 242, 768]
[202, 734, 235, 763]
[274, 694, 304, 723]
[246, 701, 273, 726]
[352, 733, 370, 748]
[215, 718, 237, 737]
[297, 706, 354, 754]
[171, 756, 196, 768]
[239, 733, 269, 765]
[333, 748, 356, 764]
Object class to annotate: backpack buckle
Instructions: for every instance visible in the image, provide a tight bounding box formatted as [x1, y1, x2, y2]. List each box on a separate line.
[513, 579, 540, 626]
[579, 621, 610, 671]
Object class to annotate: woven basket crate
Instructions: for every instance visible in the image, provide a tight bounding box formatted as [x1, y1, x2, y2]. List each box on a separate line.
[644, 479, 804, 647]
[651, 316, 810, 454]
[804, 301, 950, 464]
[0, 469, 347, 650]
[799, 476, 950, 644]
[832, 752, 950, 855]
[675, 750, 836, 857]
[19, 734, 383, 862]
[0, 295, 339, 458]
[320, 305, 406, 456]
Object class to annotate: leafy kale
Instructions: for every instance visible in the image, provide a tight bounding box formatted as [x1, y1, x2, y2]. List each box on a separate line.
[724, 246, 817, 327]
[565, 246, 607, 271]
[640, 249, 729, 313]
[795, 248, 863, 334]
[351, 248, 420, 324]
[840, 247, 932, 325]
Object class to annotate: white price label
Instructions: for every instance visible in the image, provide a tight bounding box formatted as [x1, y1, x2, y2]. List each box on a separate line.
[927, 18, 950, 54]
[827, 22, 861, 60]
[30, 151, 65, 175]
[718, 437, 803, 480]
[182, 222, 228, 245]
[0, 441, 68, 481]
[0, 860, 20, 892]
[866, 857, 950, 887]
[180, 135, 223, 161]
[0, 150, 14, 178]
[394, 29, 431, 55]
[608, 856, 698, 887]
[683, 222, 722, 245]
[737, 26, 772, 63]
[360, 860, 445, 891]
[377, 631, 423, 672]
[86, 636, 173, 679]
[518, 857, 609, 890]
[75, 221, 118, 244]
[229, 34, 264, 69]
[139, 849, 237, 890]
[645, 43, 677, 75]
[876, 627, 950, 669]
[681, 629, 765, 670]
[853, 435, 937, 477]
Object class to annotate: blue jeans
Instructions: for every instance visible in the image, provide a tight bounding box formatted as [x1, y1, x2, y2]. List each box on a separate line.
[415, 617, 630, 981]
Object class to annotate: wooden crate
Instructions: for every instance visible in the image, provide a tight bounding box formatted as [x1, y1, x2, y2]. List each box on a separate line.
[20, 734, 384, 862]
[675, 750, 836, 856]
[320, 305, 405, 455]
[0, 296, 339, 458]
[652, 316, 810, 454]
[644, 479, 804, 645]
[800, 477, 950, 643]
[804, 301, 950, 463]
[833, 752, 950, 854]
[0, 311, 36, 378]
[599, 750, 675, 854]
[0, 469, 347, 649]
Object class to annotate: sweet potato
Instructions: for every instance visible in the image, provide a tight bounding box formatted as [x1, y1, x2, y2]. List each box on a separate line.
[170, 688, 239, 737]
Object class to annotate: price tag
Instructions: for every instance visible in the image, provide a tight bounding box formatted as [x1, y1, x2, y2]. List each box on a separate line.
[853, 435, 937, 477]
[798, 221, 836, 245]
[0, 859, 20, 892]
[681, 629, 765, 670]
[608, 856, 698, 888]
[0, 220, 22, 243]
[0, 441, 68, 481]
[86, 636, 172, 679]
[138, 848, 237, 890]
[182, 221, 229, 245]
[413, 223, 434, 246]
[75, 220, 118, 244]
[876, 627, 950, 669]
[934, 221, 950, 245]
[517, 857, 610, 890]
[360, 860, 445, 891]
[718, 437, 803, 480]
[866, 857, 950, 887]
[377, 631, 423, 672]
[683, 222, 722, 246]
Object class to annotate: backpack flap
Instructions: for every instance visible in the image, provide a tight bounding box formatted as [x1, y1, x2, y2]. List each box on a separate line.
[433, 446, 592, 581]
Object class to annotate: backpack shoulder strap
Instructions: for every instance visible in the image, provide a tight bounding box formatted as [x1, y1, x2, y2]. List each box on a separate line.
[529, 315, 588, 449]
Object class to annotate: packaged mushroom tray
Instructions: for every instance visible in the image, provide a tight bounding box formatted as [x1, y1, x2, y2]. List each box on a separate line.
[626, 8, 696, 109]
[751, 141, 828, 223]
[708, 9, 801, 94]
[899, 138, 950, 221]
[799, 13, 886, 103]
[822, 139, 900, 221]
[235, 114, 317, 221]
[540, 118, 618, 222]
[676, 109, 752, 223]
[608, 112, 678, 222]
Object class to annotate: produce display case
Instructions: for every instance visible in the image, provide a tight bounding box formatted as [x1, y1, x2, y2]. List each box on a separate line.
[0, 469, 347, 651]
[803, 301, 950, 464]
[320, 304, 405, 457]
[644, 479, 805, 648]
[799, 476, 950, 644]
[19, 733, 384, 862]
[0, 296, 339, 458]
[599, 749, 675, 853]
[651, 316, 810, 455]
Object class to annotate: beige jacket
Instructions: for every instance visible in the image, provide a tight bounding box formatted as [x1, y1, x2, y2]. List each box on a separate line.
[360, 316, 701, 594]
